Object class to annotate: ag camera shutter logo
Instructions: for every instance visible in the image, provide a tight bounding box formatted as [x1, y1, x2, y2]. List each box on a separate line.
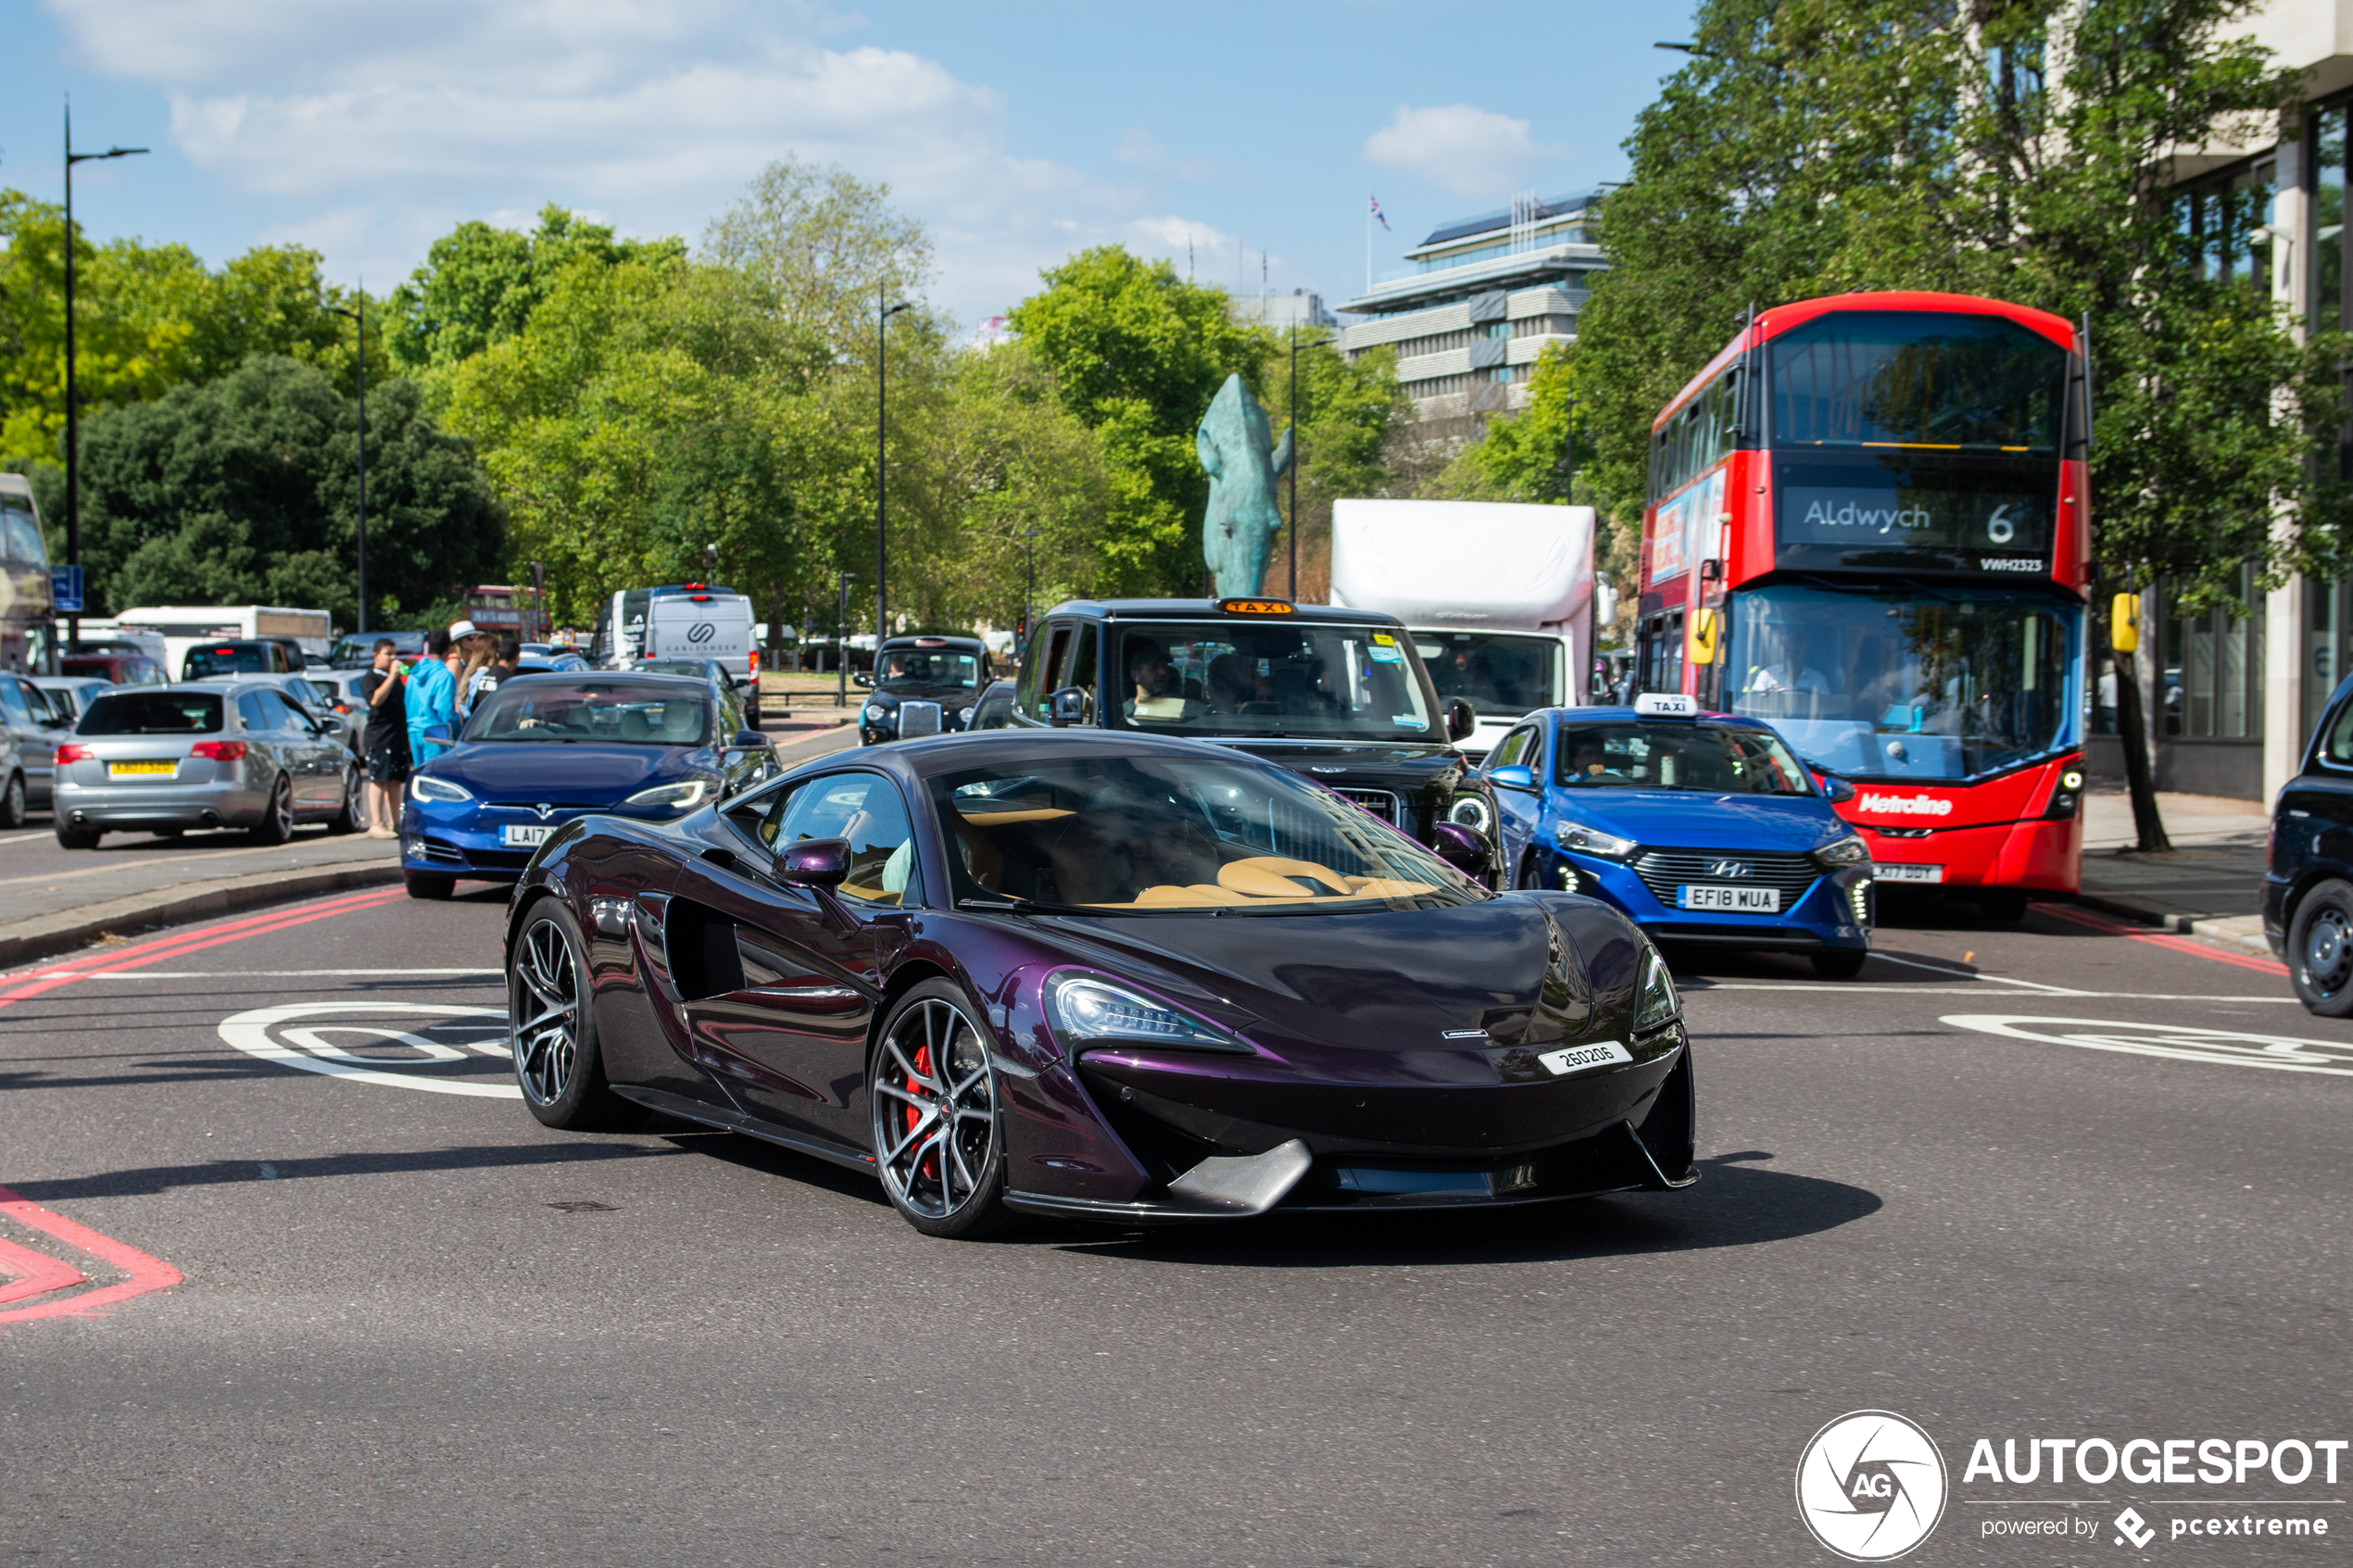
[1796, 1410, 1948, 1561]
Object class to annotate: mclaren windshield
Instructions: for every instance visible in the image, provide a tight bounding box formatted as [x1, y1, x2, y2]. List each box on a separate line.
[932, 753, 1477, 913]
[1728, 584, 2076, 781]
[1107, 621, 1441, 742]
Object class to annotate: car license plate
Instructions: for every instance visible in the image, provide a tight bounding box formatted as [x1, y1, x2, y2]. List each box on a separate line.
[1679, 884, 1780, 912]
[1874, 862, 1944, 884]
[500, 823, 556, 848]
[107, 760, 176, 777]
[1537, 1039, 1633, 1077]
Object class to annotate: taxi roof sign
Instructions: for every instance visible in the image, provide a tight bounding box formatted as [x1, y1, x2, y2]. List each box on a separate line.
[1216, 597, 1294, 615]
[1634, 692, 1699, 718]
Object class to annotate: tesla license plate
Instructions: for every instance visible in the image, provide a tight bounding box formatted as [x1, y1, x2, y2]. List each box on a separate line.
[107, 760, 176, 777]
[500, 823, 556, 848]
[1874, 863, 1944, 883]
[1679, 884, 1780, 912]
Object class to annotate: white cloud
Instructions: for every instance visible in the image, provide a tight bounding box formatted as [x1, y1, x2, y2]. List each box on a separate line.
[40, 0, 1186, 323]
[1112, 129, 1216, 183]
[1362, 104, 1570, 199]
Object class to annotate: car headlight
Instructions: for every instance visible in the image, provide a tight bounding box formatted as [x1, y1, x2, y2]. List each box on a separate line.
[1045, 973, 1250, 1054]
[1446, 794, 1492, 834]
[1557, 822, 1636, 859]
[1631, 947, 1680, 1033]
[863, 704, 888, 722]
[959, 706, 976, 725]
[623, 779, 711, 810]
[1812, 833, 1870, 869]
[409, 772, 472, 803]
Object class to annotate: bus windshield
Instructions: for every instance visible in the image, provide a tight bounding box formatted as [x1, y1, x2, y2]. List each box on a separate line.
[1770, 310, 2067, 453]
[1410, 631, 1565, 716]
[1727, 585, 2074, 781]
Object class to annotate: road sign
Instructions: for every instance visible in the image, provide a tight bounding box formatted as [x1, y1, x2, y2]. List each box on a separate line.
[50, 566, 82, 614]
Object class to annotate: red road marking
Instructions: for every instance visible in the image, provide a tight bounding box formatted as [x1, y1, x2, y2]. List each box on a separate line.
[0, 1236, 86, 1306]
[0, 1185, 181, 1324]
[2036, 901, 2290, 976]
[0, 883, 411, 1323]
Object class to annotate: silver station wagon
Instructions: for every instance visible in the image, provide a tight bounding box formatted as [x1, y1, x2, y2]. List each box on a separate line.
[54, 683, 363, 848]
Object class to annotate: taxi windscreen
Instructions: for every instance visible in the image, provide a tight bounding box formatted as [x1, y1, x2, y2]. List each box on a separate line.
[1555, 721, 1813, 794]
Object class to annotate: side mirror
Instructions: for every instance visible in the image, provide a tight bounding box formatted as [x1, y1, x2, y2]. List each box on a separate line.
[730, 729, 769, 750]
[1488, 763, 1538, 792]
[775, 835, 849, 887]
[1050, 686, 1089, 727]
[853, 672, 875, 688]
[1430, 821, 1489, 874]
[1444, 696, 1477, 742]
[422, 721, 454, 751]
[1819, 774, 1857, 804]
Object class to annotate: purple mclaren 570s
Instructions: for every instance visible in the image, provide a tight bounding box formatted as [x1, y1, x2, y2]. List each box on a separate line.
[502, 729, 1696, 1237]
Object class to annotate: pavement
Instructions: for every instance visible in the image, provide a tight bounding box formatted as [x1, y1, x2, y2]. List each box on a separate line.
[0, 721, 858, 970]
[0, 880, 2340, 1563]
[2077, 784, 2271, 955]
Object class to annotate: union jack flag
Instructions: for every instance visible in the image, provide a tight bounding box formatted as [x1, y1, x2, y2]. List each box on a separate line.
[1369, 194, 1390, 232]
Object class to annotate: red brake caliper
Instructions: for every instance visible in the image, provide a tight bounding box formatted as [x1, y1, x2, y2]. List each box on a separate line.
[909, 1042, 937, 1185]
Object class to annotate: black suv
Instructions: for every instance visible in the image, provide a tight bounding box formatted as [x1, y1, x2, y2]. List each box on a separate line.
[2270, 674, 2353, 1012]
[1009, 598, 1501, 878]
[858, 634, 995, 744]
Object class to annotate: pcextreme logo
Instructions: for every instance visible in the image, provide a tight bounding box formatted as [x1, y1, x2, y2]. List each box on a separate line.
[1796, 1410, 1949, 1561]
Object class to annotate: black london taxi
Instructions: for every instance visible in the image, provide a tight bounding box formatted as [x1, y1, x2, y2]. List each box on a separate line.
[2270, 672, 2353, 1013]
[856, 634, 996, 745]
[1008, 597, 1502, 879]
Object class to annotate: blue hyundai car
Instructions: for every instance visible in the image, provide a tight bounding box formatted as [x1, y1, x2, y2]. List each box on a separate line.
[401, 671, 774, 899]
[1478, 695, 1875, 977]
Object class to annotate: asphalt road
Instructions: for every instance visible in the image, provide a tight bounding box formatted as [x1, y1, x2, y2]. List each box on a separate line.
[1, 883, 2346, 1567]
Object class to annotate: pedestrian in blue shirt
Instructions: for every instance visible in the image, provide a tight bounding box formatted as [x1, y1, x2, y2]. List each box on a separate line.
[406, 626, 459, 764]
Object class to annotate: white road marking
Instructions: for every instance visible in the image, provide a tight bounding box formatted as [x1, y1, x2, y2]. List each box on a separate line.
[1692, 983, 2297, 1001]
[1941, 1014, 2353, 1074]
[218, 1001, 522, 1098]
[0, 831, 52, 846]
[70, 968, 503, 979]
[1865, 950, 2082, 991]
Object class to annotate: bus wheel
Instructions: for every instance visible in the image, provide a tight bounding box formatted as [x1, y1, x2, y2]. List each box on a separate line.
[1977, 890, 2028, 922]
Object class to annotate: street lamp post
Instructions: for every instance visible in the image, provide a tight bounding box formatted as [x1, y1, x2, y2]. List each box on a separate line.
[1022, 528, 1040, 646]
[329, 297, 369, 633]
[61, 102, 146, 651]
[1285, 326, 1330, 602]
[876, 292, 912, 641]
[837, 571, 853, 709]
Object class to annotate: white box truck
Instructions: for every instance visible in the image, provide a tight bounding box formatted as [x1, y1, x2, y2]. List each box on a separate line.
[1329, 499, 1595, 761]
[115, 604, 334, 679]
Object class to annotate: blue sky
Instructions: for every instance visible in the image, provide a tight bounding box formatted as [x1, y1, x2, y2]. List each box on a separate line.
[2, 0, 1695, 331]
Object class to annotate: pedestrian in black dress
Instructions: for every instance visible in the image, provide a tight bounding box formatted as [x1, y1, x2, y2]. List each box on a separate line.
[359, 638, 411, 838]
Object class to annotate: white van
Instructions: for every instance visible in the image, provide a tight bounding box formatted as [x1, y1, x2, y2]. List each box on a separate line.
[640, 590, 756, 690]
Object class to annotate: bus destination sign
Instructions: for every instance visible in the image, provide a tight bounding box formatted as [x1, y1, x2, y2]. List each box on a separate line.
[1772, 453, 2057, 575]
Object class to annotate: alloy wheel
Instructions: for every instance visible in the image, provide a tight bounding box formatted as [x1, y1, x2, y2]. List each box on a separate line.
[2306, 906, 2353, 997]
[511, 916, 580, 1105]
[872, 997, 998, 1221]
[271, 778, 294, 838]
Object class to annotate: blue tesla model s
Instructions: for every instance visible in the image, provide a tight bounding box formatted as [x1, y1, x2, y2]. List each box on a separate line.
[1478, 694, 1875, 978]
[401, 672, 774, 899]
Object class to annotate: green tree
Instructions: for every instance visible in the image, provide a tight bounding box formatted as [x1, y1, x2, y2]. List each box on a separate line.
[701, 157, 936, 362]
[384, 205, 685, 374]
[1006, 246, 1271, 595]
[1257, 336, 1410, 600]
[1553, 0, 2344, 847]
[76, 355, 504, 621]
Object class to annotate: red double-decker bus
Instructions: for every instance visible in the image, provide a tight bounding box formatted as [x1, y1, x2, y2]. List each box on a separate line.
[1635, 291, 2091, 917]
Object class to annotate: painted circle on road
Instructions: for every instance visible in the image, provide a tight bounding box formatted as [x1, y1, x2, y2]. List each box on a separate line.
[1941, 1014, 2353, 1076]
[219, 1000, 521, 1098]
